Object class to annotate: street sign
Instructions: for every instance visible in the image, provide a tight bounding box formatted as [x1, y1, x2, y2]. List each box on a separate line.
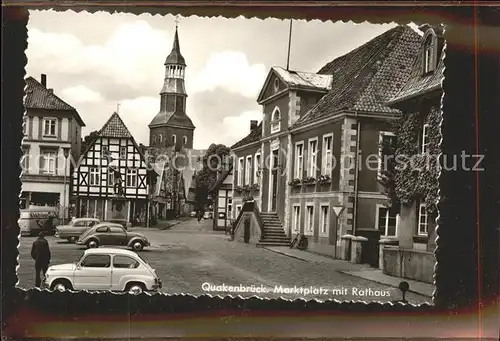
[332, 206, 344, 217]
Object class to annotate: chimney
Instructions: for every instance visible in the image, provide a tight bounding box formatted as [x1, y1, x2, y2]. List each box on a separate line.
[41, 74, 47, 87]
[250, 120, 258, 132]
[48, 89, 54, 93]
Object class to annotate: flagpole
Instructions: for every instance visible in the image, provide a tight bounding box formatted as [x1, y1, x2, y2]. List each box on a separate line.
[286, 19, 293, 71]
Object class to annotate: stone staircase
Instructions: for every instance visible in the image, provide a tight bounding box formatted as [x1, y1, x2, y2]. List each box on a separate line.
[257, 212, 291, 247]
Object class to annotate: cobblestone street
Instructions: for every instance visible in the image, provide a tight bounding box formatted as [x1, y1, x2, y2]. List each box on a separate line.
[17, 219, 432, 304]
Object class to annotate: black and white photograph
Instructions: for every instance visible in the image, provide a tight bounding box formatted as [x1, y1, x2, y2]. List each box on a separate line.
[18, 10, 446, 304]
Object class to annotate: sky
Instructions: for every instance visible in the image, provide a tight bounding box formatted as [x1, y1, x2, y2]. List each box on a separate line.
[26, 10, 419, 149]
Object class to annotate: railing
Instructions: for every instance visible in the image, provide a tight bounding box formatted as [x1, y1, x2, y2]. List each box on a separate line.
[252, 202, 265, 235]
[231, 200, 264, 238]
[231, 201, 252, 237]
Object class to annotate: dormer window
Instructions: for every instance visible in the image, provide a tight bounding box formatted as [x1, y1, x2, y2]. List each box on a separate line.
[183, 136, 188, 146]
[158, 134, 163, 144]
[172, 134, 177, 145]
[152, 135, 157, 144]
[422, 30, 437, 75]
[270, 107, 281, 134]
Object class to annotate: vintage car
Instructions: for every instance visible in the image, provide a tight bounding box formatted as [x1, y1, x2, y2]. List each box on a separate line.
[76, 223, 150, 251]
[203, 211, 213, 219]
[54, 218, 101, 243]
[42, 248, 162, 294]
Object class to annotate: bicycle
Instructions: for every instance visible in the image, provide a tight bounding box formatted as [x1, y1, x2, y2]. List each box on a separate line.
[290, 233, 308, 250]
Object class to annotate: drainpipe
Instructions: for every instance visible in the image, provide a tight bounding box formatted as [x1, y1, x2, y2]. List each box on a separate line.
[353, 113, 361, 236]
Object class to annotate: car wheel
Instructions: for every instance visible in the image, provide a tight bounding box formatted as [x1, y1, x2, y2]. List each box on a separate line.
[126, 283, 145, 295]
[131, 241, 144, 252]
[51, 279, 73, 292]
[87, 239, 99, 249]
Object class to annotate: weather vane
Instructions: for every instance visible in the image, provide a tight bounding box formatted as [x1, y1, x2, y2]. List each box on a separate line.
[175, 15, 180, 28]
[117, 103, 120, 113]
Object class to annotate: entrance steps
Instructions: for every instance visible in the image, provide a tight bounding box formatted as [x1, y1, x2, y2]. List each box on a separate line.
[257, 212, 290, 247]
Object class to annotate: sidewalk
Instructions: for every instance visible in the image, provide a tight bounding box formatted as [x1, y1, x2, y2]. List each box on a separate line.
[129, 219, 184, 231]
[264, 246, 434, 298]
[156, 219, 182, 230]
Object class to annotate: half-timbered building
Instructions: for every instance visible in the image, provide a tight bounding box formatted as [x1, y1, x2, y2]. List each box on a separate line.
[210, 164, 234, 231]
[72, 112, 149, 226]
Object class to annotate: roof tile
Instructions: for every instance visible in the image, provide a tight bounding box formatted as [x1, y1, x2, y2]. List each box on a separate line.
[388, 35, 445, 104]
[293, 25, 421, 127]
[98, 112, 133, 138]
[24, 76, 86, 126]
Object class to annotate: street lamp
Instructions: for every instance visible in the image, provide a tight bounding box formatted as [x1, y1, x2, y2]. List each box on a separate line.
[62, 147, 71, 224]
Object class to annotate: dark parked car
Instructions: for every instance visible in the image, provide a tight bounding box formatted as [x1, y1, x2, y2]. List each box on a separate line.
[55, 218, 100, 243]
[76, 223, 150, 251]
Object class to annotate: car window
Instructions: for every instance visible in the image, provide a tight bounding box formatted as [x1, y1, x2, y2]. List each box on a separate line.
[80, 254, 111, 268]
[113, 255, 140, 269]
[109, 226, 125, 233]
[95, 226, 108, 233]
[73, 221, 86, 227]
[88, 221, 98, 227]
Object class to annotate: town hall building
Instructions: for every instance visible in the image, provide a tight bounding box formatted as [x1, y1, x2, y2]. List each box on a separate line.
[230, 25, 422, 262]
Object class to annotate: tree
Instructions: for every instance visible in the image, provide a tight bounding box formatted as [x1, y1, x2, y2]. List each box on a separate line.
[81, 130, 100, 153]
[193, 143, 230, 209]
[378, 128, 400, 211]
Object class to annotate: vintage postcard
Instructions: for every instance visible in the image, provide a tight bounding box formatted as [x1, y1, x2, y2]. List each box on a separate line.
[19, 10, 445, 304]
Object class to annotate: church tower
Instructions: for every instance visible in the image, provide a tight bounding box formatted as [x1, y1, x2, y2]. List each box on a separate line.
[149, 23, 195, 151]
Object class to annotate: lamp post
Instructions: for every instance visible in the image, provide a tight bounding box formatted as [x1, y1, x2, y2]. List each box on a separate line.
[62, 147, 71, 224]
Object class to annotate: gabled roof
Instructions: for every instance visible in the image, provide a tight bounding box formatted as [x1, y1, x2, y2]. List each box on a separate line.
[230, 122, 262, 150]
[209, 164, 233, 192]
[77, 111, 151, 171]
[257, 67, 332, 103]
[24, 76, 86, 126]
[293, 25, 421, 128]
[99, 112, 133, 138]
[387, 27, 445, 105]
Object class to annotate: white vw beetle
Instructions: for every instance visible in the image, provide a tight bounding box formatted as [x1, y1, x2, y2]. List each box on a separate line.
[43, 248, 162, 295]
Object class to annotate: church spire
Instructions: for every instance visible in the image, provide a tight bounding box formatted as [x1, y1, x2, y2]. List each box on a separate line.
[160, 21, 187, 95]
[149, 17, 195, 150]
[165, 19, 186, 67]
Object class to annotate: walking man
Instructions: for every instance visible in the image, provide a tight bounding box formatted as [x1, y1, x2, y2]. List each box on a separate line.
[197, 209, 203, 223]
[31, 232, 51, 288]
